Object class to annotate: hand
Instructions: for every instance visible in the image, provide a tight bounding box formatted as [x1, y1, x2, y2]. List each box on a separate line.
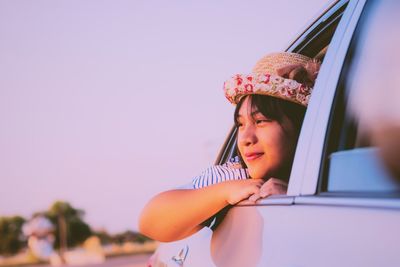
[223, 179, 264, 205]
[248, 178, 287, 202]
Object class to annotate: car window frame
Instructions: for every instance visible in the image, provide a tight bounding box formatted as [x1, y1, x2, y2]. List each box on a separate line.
[293, 0, 400, 209]
[292, 0, 367, 196]
[316, 0, 400, 198]
[215, 0, 354, 203]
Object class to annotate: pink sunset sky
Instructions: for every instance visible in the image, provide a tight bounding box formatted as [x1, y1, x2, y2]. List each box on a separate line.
[0, 0, 330, 233]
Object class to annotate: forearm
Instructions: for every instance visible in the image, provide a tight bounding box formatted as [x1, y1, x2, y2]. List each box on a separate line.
[139, 183, 229, 242]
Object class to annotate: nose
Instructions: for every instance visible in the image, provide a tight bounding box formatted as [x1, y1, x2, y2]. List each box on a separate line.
[238, 124, 257, 147]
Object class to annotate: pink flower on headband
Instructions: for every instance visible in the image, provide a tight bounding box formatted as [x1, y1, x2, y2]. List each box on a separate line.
[299, 85, 311, 94]
[259, 74, 270, 84]
[234, 75, 243, 86]
[287, 88, 296, 96]
[223, 72, 313, 106]
[279, 86, 288, 97]
[244, 84, 253, 92]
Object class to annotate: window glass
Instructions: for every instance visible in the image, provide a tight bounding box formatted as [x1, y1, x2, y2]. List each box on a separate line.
[320, 0, 400, 195]
[220, 3, 346, 166]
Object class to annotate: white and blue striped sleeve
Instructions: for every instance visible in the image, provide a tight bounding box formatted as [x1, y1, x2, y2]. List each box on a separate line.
[192, 157, 249, 189]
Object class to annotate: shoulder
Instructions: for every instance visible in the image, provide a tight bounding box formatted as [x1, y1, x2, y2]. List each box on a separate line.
[192, 157, 248, 189]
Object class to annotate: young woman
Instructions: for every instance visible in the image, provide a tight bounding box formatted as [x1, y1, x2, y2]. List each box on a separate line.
[139, 52, 320, 242]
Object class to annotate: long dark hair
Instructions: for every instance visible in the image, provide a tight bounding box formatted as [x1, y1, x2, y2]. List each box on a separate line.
[234, 94, 306, 175]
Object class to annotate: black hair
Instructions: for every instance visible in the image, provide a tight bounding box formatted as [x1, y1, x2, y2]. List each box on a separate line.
[234, 94, 306, 134]
[234, 94, 306, 176]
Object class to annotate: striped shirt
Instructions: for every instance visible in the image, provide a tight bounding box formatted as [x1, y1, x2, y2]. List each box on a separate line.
[192, 157, 249, 189]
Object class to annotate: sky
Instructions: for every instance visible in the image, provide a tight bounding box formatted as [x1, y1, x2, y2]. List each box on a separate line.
[0, 0, 329, 233]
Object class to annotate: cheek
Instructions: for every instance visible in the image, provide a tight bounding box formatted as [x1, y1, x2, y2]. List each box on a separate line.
[237, 135, 244, 154]
[280, 120, 298, 153]
[263, 128, 285, 150]
[237, 131, 248, 155]
[278, 132, 297, 163]
[264, 128, 293, 164]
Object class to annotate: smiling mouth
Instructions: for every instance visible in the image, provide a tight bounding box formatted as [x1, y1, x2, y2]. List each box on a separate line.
[244, 152, 264, 161]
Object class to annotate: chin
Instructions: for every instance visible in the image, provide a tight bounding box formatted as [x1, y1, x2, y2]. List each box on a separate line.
[249, 168, 269, 180]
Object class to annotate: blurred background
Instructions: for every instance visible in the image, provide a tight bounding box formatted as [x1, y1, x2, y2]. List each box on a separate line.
[0, 0, 328, 266]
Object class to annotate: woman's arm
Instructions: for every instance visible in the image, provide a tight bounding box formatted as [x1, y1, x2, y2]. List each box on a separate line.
[138, 179, 263, 242]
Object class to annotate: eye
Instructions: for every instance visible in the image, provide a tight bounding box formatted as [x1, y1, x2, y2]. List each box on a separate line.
[252, 112, 273, 125]
[255, 118, 272, 125]
[236, 121, 244, 128]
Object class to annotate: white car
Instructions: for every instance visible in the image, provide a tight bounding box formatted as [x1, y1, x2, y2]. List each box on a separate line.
[149, 0, 400, 266]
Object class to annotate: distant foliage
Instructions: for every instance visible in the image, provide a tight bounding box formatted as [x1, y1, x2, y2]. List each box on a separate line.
[94, 230, 152, 245]
[45, 201, 92, 248]
[93, 230, 113, 245]
[112, 230, 152, 244]
[1, 201, 150, 256]
[0, 216, 26, 255]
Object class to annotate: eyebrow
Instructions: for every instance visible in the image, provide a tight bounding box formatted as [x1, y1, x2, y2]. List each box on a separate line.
[237, 110, 262, 118]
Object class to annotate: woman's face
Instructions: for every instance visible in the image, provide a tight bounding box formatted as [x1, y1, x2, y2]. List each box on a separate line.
[237, 96, 297, 180]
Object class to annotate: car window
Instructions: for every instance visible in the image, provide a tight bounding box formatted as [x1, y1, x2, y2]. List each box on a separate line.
[216, 2, 348, 168]
[289, 0, 348, 57]
[318, 0, 400, 196]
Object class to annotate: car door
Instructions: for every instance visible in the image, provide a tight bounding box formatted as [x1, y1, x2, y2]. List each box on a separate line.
[212, 0, 400, 267]
[149, 1, 354, 267]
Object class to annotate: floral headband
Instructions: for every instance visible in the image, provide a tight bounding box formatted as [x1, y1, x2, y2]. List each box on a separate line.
[223, 52, 320, 106]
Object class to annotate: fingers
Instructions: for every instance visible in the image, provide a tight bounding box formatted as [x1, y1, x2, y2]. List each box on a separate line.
[248, 192, 261, 203]
[259, 178, 288, 198]
[259, 184, 286, 198]
[244, 178, 264, 189]
[264, 178, 288, 186]
[243, 178, 288, 203]
[227, 178, 286, 205]
[240, 179, 263, 204]
[226, 179, 264, 205]
[276, 64, 302, 77]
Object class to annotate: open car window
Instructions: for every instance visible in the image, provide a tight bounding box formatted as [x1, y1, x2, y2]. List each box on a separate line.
[215, 1, 349, 195]
[318, 0, 400, 197]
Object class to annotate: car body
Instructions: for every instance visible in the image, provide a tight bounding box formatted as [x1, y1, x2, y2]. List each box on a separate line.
[149, 0, 400, 266]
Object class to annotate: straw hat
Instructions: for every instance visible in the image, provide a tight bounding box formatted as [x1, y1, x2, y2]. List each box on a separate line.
[223, 52, 320, 106]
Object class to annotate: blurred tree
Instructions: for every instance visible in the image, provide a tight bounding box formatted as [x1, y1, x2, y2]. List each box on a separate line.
[45, 201, 92, 249]
[0, 216, 26, 255]
[112, 230, 152, 244]
[93, 230, 113, 245]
